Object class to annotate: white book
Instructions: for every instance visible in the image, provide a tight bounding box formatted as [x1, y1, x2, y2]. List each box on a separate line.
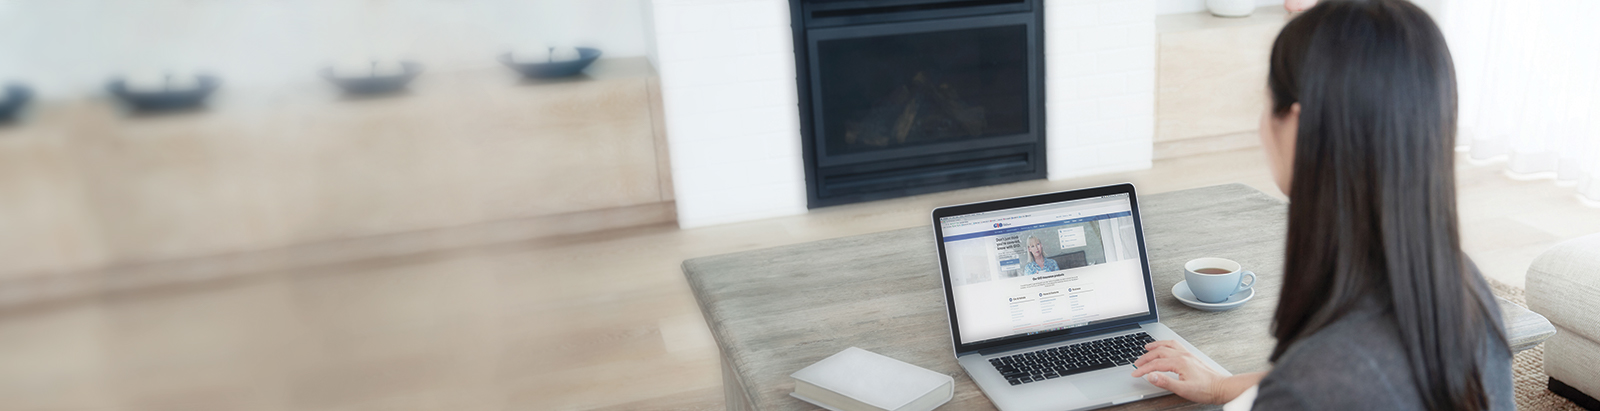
[790, 347, 954, 411]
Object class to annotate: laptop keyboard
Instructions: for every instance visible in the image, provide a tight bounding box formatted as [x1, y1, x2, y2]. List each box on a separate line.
[988, 332, 1156, 386]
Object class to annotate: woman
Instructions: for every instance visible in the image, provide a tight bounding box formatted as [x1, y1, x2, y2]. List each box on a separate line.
[1130, 1, 1514, 410]
[1022, 235, 1059, 275]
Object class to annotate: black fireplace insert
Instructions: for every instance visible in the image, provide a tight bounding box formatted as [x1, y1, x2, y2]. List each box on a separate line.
[792, 0, 1046, 208]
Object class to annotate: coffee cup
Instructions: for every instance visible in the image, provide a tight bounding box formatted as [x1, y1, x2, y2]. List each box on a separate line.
[1183, 258, 1256, 303]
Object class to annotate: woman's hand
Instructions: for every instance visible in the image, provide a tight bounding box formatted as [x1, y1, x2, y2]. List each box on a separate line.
[1284, 0, 1317, 12]
[1131, 340, 1238, 404]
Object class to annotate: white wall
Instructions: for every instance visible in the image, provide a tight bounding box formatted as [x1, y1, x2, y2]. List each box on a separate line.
[1157, 0, 1281, 14]
[0, 0, 650, 97]
[1044, 0, 1158, 180]
[649, 0, 1157, 228]
[1157, 0, 1444, 16]
[647, 0, 806, 228]
[641, 0, 663, 69]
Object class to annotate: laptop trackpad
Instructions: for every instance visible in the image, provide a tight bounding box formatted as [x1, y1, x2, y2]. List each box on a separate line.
[1074, 366, 1162, 400]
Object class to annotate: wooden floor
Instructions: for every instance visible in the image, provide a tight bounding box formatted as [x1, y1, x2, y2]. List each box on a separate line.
[0, 146, 1590, 410]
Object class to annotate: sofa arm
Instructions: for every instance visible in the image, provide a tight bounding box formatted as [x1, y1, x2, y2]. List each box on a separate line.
[1527, 233, 1600, 340]
[1499, 296, 1556, 353]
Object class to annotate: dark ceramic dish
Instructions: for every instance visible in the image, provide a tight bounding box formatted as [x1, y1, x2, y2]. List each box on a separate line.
[321, 61, 423, 95]
[0, 83, 31, 122]
[498, 47, 602, 79]
[107, 74, 220, 112]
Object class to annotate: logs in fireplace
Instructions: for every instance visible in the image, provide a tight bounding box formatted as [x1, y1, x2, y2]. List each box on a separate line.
[845, 71, 988, 148]
[792, 0, 1046, 208]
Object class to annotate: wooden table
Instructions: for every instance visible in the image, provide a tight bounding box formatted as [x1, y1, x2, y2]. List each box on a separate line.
[682, 184, 1554, 411]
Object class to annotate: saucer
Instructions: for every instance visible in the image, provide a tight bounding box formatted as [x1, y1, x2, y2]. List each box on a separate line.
[1172, 280, 1253, 312]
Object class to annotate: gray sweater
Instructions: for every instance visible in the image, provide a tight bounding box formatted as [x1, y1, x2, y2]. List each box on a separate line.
[1253, 298, 1514, 410]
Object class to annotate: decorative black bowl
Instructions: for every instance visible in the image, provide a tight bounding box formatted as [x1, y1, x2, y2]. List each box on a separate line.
[107, 74, 220, 112]
[0, 83, 31, 122]
[498, 47, 602, 79]
[320, 61, 423, 96]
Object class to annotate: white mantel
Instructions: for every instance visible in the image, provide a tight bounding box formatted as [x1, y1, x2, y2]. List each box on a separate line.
[646, 0, 1157, 228]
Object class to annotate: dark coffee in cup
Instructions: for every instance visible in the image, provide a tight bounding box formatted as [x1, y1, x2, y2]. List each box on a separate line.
[1182, 258, 1257, 303]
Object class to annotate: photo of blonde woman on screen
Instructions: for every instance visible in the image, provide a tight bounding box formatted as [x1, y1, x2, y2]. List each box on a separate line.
[1022, 235, 1059, 275]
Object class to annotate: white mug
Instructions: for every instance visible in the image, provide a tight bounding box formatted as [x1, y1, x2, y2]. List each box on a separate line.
[1183, 257, 1256, 303]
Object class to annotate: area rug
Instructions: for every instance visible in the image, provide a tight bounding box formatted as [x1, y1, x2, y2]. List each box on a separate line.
[1488, 279, 1585, 411]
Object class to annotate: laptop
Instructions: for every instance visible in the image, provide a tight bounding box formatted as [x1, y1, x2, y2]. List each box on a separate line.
[931, 183, 1229, 411]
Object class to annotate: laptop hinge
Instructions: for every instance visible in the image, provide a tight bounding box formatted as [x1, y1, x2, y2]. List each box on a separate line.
[970, 323, 1144, 356]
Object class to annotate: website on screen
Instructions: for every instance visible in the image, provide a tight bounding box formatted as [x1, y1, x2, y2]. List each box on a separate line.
[940, 194, 1150, 345]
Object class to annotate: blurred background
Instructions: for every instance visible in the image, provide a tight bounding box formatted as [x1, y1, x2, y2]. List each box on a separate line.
[0, 0, 1595, 410]
[0, 1, 677, 410]
[0, 0, 668, 280]
[0, 0, 651, 94]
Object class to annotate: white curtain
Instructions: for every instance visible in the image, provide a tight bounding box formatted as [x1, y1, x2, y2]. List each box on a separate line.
[1441, 0, 1600, 206]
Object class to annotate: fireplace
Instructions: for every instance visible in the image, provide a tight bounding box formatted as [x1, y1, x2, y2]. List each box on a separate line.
[792, 0, 1046, 208]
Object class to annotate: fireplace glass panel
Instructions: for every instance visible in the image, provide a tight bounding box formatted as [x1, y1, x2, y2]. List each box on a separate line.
[816, 24, 1030, 157]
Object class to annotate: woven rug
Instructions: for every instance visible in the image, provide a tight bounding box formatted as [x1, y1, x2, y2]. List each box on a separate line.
[1488, 279, 1585, 410]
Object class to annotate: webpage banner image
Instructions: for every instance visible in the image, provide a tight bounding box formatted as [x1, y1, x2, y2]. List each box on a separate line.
[940, 195, 1149, 345]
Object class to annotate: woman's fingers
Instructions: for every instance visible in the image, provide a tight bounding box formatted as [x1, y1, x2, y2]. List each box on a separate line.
[1133, 352, 1158, 367]
[1130, 358, 1185, 377]
[1133, 346, 1186, 367]
[1143, 340, 1183, 351]
[1144, 372, 1186, 391]
[1144, 372, 1212, 403]
[1143, 371, 1173, 389]
[1132, 340, 1200, 376]
[1129, 341, 1229, 404]
[1132, 342, 1196, 364]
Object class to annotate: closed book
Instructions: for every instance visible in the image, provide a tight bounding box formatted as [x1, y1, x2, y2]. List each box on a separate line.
[789, 347, 954, 411]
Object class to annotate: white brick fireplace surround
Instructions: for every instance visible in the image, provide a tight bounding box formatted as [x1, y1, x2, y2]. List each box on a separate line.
[647, 0, 1157, 228]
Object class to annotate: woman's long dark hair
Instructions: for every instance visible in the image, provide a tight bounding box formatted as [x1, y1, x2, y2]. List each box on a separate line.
[1267, 1, 1507, 410]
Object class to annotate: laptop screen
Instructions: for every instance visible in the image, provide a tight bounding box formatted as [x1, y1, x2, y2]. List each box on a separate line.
[937, 193, 1150, 346]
